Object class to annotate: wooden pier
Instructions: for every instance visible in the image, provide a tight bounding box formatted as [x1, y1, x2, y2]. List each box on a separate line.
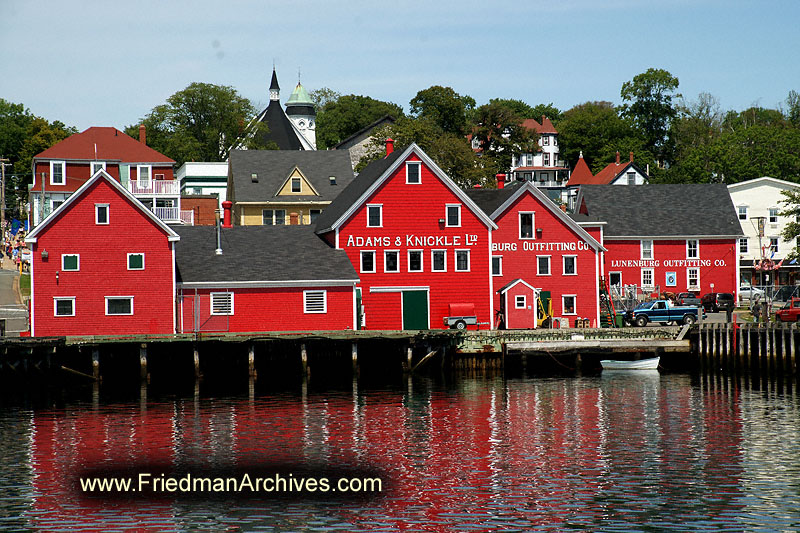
[696, 322, 798, 377]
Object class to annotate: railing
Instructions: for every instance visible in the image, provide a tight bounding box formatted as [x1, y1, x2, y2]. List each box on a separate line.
[535, 180, 567, 188]
[179, 210, 194, 225]
[128, 179, 179, 196]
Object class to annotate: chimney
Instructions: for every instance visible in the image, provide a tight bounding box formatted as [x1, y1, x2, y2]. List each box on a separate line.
[222, 200, 233, 228]
[541, 115, 546, 124]
[290, 212, 299, 225]
[139, 124, 146, 145]
[496, 173, 506, 189]
[629, 151, 634, 162]
[615, 151, 620, 165]
[385, 138, 394, 157]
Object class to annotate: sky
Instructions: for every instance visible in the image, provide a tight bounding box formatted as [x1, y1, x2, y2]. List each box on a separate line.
[2, 0, 799, 132]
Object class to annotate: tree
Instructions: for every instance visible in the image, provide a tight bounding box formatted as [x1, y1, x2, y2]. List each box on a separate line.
[786, 90, 800, 127]
[315, 95, 403, 149]
[620, 68, 681, 164]
[126, 82, 264, 165]
[470, 102, 538, 173]
[665, 93, 724, 183]
[409, 86, 475, 136]
[309, 87, 341, 110]
[0, 99, 34, 164]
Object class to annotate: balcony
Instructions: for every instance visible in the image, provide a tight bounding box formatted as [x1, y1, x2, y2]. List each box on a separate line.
[153, 207, 194, 225]
[128, 179, 179, 196]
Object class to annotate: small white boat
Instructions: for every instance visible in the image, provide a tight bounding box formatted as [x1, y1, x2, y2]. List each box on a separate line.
[600, 357, 660, 370]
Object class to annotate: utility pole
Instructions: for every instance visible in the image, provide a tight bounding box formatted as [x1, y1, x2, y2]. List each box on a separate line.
[0, 158, 9, 236]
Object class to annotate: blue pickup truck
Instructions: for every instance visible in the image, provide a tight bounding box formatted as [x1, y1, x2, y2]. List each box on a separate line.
[627, 300, 704, 327]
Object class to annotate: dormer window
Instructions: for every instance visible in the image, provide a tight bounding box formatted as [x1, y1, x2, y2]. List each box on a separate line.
[251, 173, 258, 183]
[406, 162, 421, 184]
[50, 161, 65, 185]
[329, 176, 336, 185]
[91, 161, 106, 175]
[291, 177, 301, 193]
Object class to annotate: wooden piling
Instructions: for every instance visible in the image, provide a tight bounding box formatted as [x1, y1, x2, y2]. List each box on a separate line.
[139, 344, 147, 380]
[739, 323, 746, 371]
[301, 343, 308, 375]
[248, 344, 256, 378]
[790, 324, 796, 375]
[407, 346, 413, 371]
[193, 347, 200, 379]
[351, 342, 358, 372]
[92, 348, 100, 380]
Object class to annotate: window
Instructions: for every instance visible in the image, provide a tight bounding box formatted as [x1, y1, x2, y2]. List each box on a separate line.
[537, 256, 550, 276]
[291, 177, 301, 193]
[90, 161, 106, 175]
[543, 153, 550, 166]
[492, 256, 502, 276]
[446, 205, 461, 227]
[515, 295, 526, 309]
[408, 250, 423, 272]
[309, 209, 321, 223]
[739, 238, 748, 253]
[384, 250, 399, 272]
[360, 251, 375, 273]
[367, 205, 382, 227]
[191, 187, 203, 195]
[519, 212, 534, 239]
[627, 172, 636, 185]
[95, 204, 109, 225]
[51, 199, 64, 211]
[687, 239, 699, 259]
[262, 209, 286, 225]
[137, 165, 152, 185]
[304, 290, 327, 313]
[642, 268, 654, 289]
[563, 255, 576, 275]
[553, 137, 557, 146]
[106, 296, 133, 315]
[541, 136, 549, 146]
[127, 253, 144, 270]
[54, 297, 75, 317]
[406, 162, 421, 184]
[432, 250, 446, 272]
[769, 207, 779, 224]
[62, 254, 80, 271]
[50, 161, 65, 185]
[525, 154, 533, 166]
[210, 292, 233, 315]
[738, 206, 748, 220]
[329, 176, 336, 185]
[770, 238, 779, 253]
[455, 250, 470, 272]
[641, 240, 653, 260]
[251, 173, 259, 183]
[609, 272, 622, 290]
[562, 295, 576, 315]
[687, 268, 700, 290]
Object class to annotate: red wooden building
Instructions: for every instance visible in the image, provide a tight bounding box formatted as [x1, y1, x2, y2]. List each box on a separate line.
[25, 170, 180, 337]
[315, 143, 496, 330]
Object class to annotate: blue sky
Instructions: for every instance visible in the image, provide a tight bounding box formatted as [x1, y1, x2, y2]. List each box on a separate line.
[2, 0, 798, 132]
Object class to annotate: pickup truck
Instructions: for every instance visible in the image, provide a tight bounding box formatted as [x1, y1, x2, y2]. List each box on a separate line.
[775, 298, 800, 322]
[627, 299, 704, 327]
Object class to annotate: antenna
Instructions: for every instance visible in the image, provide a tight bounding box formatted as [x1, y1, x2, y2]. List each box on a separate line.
[298, 67, 301, 84]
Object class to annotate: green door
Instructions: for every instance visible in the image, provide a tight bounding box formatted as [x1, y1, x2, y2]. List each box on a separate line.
[402, 290, 428, 330]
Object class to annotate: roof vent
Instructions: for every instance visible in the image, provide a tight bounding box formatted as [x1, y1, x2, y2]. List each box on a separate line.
[251, 173, 258, 183]
[329, 176, 336, 185]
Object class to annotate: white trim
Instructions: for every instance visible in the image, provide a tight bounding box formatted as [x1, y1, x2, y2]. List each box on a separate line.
[352, 286, 358, 330]
[137, 164, 152, 185]
[515, 295, 526, 309]
[641, 268, 655, 289]
[127, 252, 145, 270]
[30, 251, 35, 335]
[687, 267, 700, 291]
[383, 249, 400, 273]
[370, 286, 429, 293]
[62, 253, 80, 271]
[491, 255, 503, 276]
[640, 239, 653, 260]
[431, 249, 447, 272]
[488, 228, 494, 329]
[360, 250, 376, 273]
[536, 255, 551, 276]
[210, 291, 234, 315]
[177, 279, 359, 289]
[407, 249, 423, 272]
[366, 204, 383, 228]
[95, 203, 110, 225]
[90, 161, 106, 174]
[446, 204, 461, 227]
[562, 294, 577, 315]
[406, 161, 421, 184]
[498, 278, 538, 294]
[105, 296, 134, 316]
[563, 255, 577, 276]
[454, 249, 470, 272]
[54, 296, 75, 317]
[604, 235, 742, 240]
[686, 239, 699, 260]
[172, 242, 176, 334]
[519, 211, 535, 239]
[303, 290, 327, 313]
[595, 252, 601, 327]
[50, 161, 65, 185]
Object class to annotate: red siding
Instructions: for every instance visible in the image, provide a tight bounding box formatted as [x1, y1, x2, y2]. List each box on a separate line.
[503, 283, 536, 329]
[178, 286, 354, 333]
[30, 179, 175, 336]
[336, 154, 492, 330]
[31, 161, 174, 193]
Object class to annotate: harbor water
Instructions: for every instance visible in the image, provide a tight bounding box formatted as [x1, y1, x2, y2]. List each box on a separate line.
[1, 369, 799, 531]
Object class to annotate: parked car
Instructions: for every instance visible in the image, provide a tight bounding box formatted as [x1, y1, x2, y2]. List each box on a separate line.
[701, 292, 735, 312]
[775, 298, 800, 322]
[676, 292, 702, 306]
[739, 284, 765, 301]
[772, 285, 800, 305]
[626, 299, 704, 327]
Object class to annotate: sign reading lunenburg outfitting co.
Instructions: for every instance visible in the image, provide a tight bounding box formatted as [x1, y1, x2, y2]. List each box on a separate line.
[609, 259, 728, 268]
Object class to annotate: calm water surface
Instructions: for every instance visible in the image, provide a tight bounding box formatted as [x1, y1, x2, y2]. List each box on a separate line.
[1, 371, 799, 532]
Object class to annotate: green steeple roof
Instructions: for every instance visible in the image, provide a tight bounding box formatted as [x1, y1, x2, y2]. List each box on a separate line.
[286, 83, 313, 106]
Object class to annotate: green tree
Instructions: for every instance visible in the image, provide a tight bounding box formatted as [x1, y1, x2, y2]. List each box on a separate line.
[620, 68, 681, 164]
[781, 188, 800, 259]
[126, 82, 264, 165]
[309, 87, 341, 110]
[529, 103, 563, 124]
[471, 102, 538, 173]
[708, 125, 800, 183]
[0, 99, 34, 164]
[315, 94, 403, 150]
[665, 93, 724, 183]
[786, 90, 800, 127]
[410, 86, 476, 136]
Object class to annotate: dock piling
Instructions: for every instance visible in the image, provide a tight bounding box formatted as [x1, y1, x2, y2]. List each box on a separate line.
[139, 344, 147, 380]
[248, 344, 256, 378]
[193, 347, 200, 379]
[92, 349, 100, 380]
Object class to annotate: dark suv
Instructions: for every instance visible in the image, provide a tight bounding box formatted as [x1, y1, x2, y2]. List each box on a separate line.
[701, 292, 735, 312]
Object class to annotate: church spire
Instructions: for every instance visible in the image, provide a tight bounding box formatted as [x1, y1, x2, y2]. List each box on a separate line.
[269, 68, 280, 102]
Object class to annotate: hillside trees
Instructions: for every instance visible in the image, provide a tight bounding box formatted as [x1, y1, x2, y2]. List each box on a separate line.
[410, 86, 475, 135]
[314, 94, 403, 149]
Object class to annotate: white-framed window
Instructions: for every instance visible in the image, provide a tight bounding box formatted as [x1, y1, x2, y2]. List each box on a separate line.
[262, 209, 286, 225]
[686, 239, 699, 259]
[641, 268, 654, 289]
[562, 295, 577, 315]
[563, 255, 576, 275]
[455, 249, 470, 272]
[687, 268, 700, 290]
[609, 272, 622, 290]
[446, 204, 461, 227]
[90, 161, 106, 175]
[770, 237, 779, 253]
[50, 161, 65, 185]
[769, 207, 779, 224]
[627, 172, 636, 185]
[62, 254, 80, 271]
[641, 239, 653, 260]
[525, 154, 533, 166]
[360, 251, 376, 273]
[291, 177, 301, 193]
[408, 250, 423, 272]
[738, 206, 748, 220]
[137, 165, 152, 185]
[432, 250, 446, 272]
[515, 295, 526, 309]
[519, 212, 534, 239]
[127, 253, 144, 270]
[543, 153, 550, 166]
[105, 296, 134, 316]
[384, 250, 399, 273]
[491, 256, 502, 276]
[303, 290, 327, 313]
[54, 297, 75, 317]
[95, 204, 109, 225]
[210, 292, 233, 315]
[367, 204, 382, 227]
[51, 199, 64, 212]
[739, 238, 748, 253]
[537, 255, 551, 276]
[541, 136, 549, 146]
[406, 161, 421, 184]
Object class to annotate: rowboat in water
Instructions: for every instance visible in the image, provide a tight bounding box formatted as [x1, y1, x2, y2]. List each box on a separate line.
[600, 357, 660, 370]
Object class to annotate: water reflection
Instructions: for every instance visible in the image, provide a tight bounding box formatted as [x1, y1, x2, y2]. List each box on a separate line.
[0, 373, 798, 531]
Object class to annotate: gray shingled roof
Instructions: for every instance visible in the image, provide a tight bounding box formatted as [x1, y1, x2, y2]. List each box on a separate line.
[229, 149, 355, 204]
[314, 149, 404, 233]
[577, 184, 743, 237]
[174, 225, 358, 284]
[464, 181, 523, 217]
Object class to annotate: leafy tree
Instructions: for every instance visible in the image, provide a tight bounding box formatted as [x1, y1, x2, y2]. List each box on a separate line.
[708, 125, 800, 183]
[471, 102, 538, 173]
[315, 94, 403, 149]
[126, 82, 265, 165]
[309, 87, 341, 110]
[786, 90, 800, 127]
[529, 103, 563, 124]
[0, 99, 34, 164]
[722, 106, 788, 130]
[410, 86, 476, 136]
[620, 68, 681, 164]
[781, 188, 800, 259]
[485, 100, 562, 124]
[665, 93, 724, 183]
